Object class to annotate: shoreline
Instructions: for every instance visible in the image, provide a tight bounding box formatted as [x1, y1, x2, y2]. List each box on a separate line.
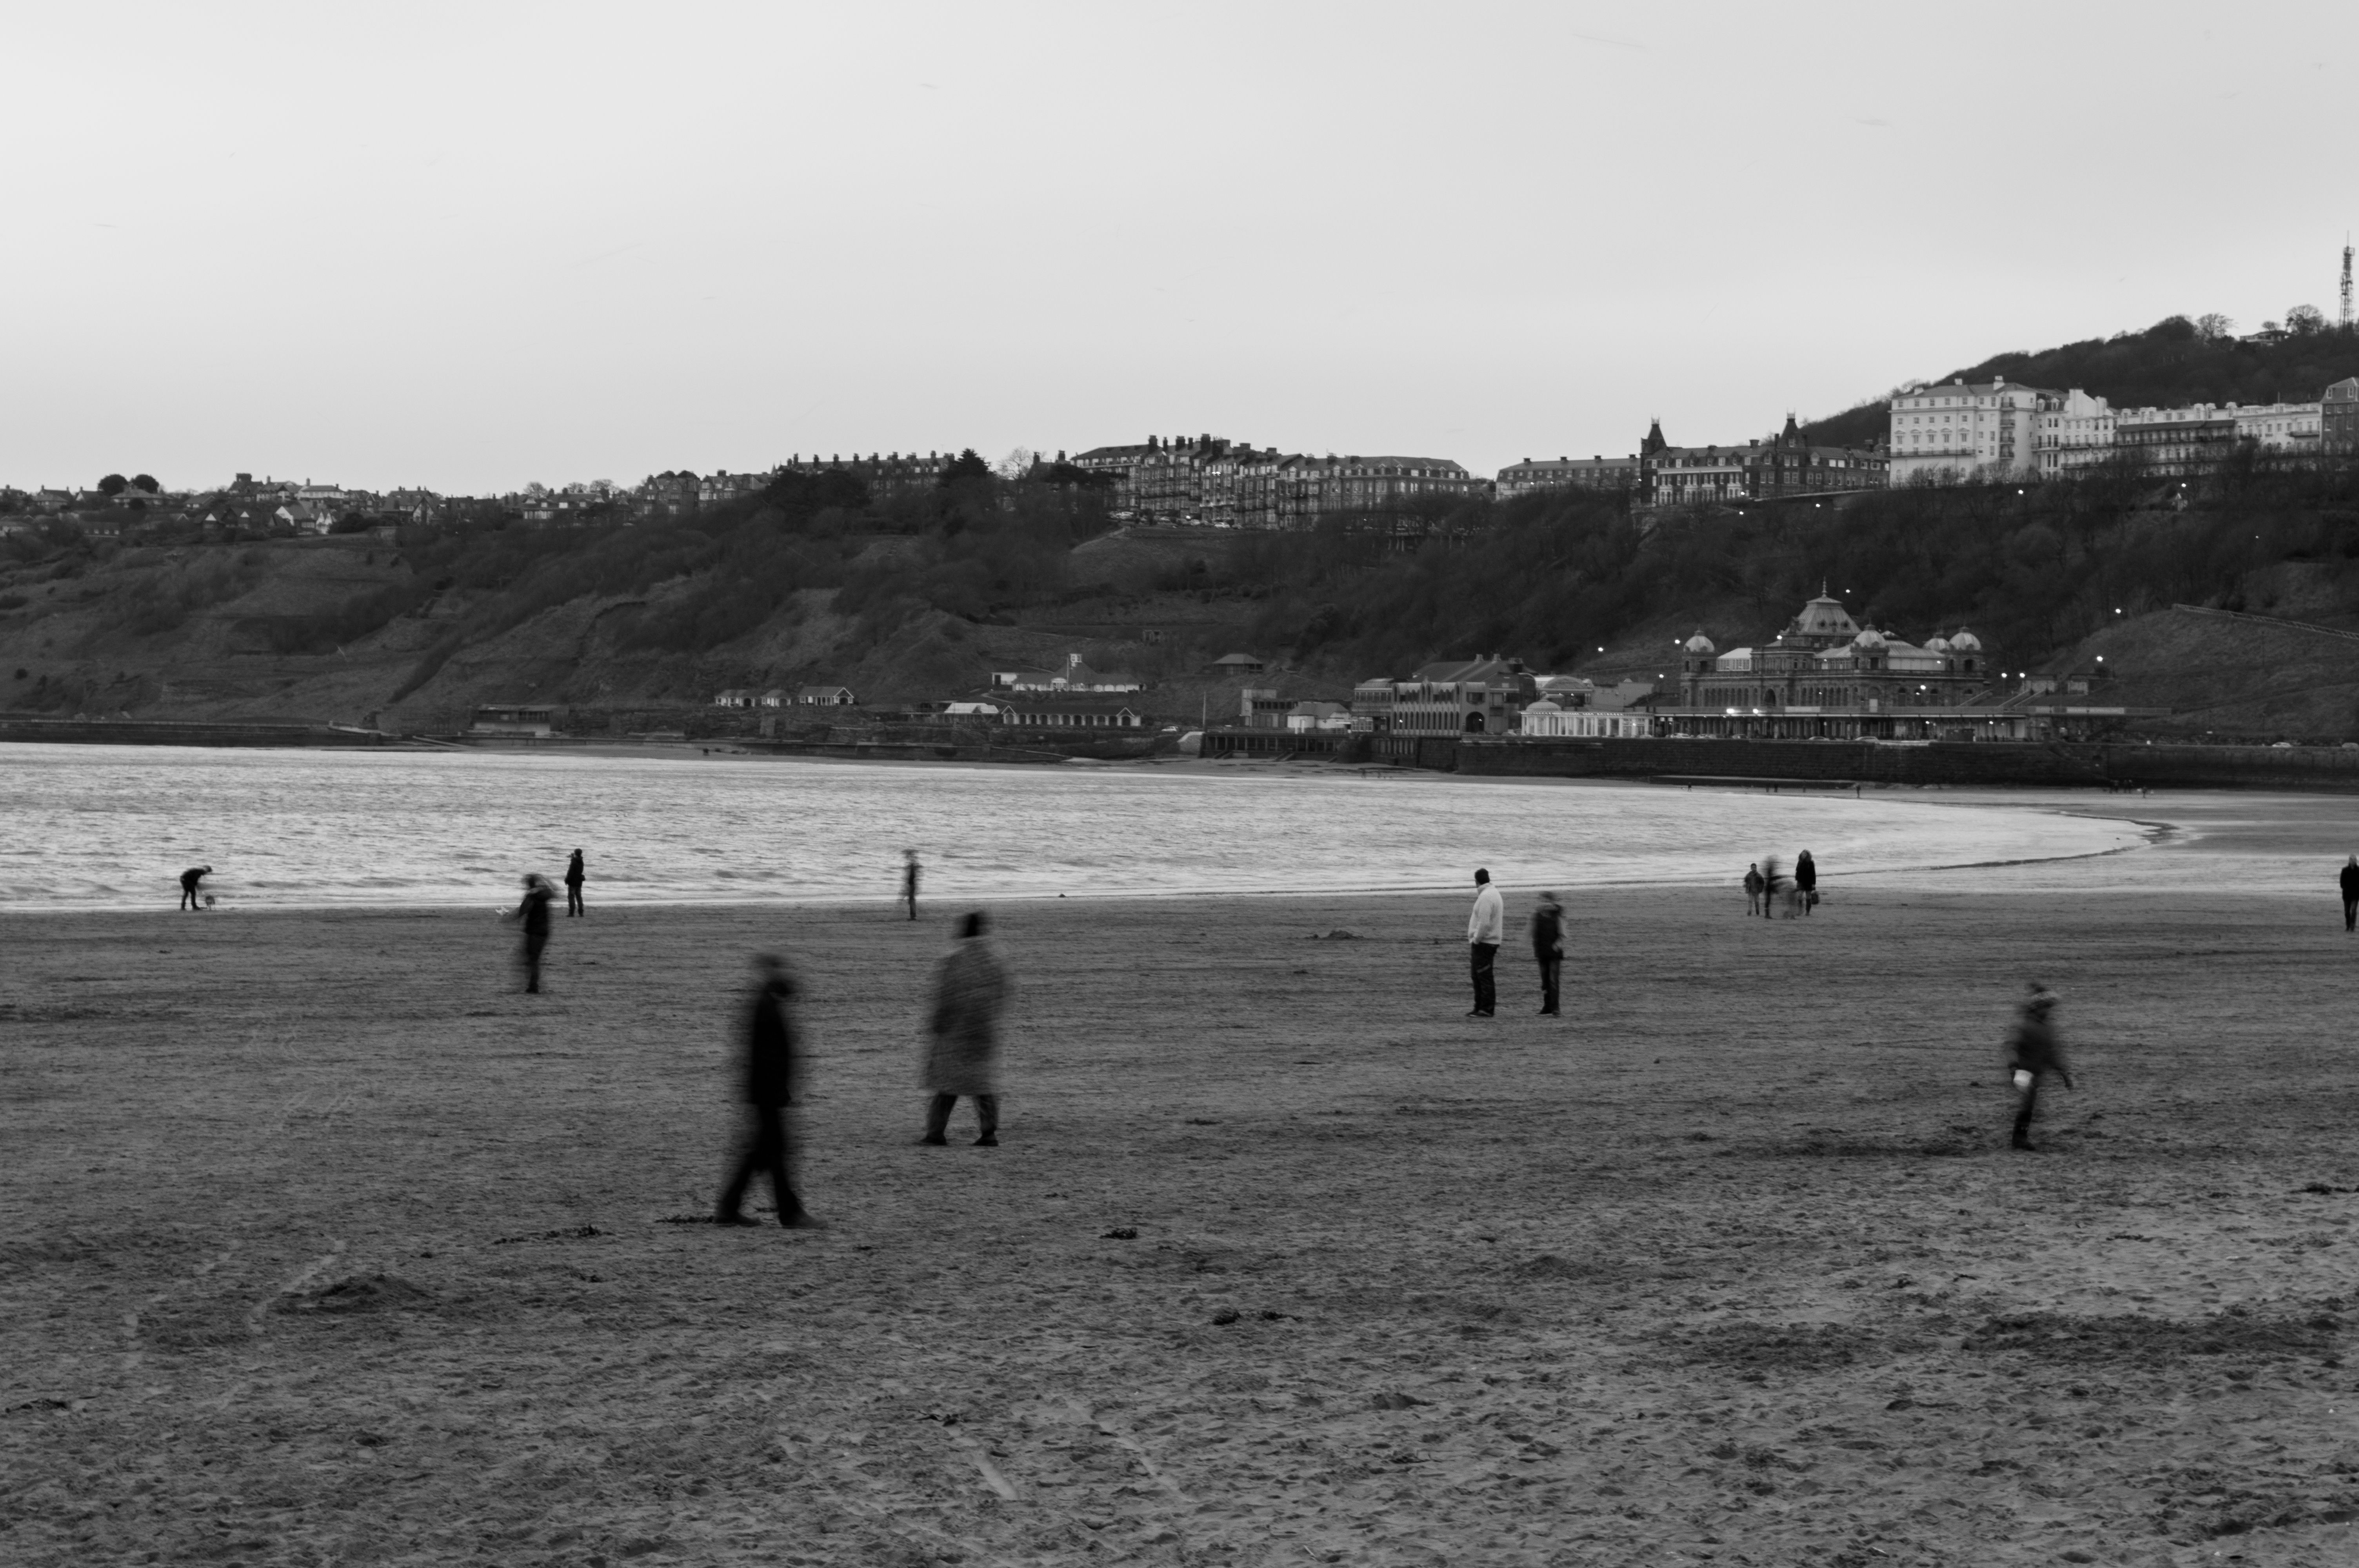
[2, 820, 2171, 917]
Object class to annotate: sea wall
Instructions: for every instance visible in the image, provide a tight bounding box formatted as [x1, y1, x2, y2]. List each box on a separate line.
[1452, 737, 2359, 792]
[1457, 738, 2105, 787]
[0, 718, 390, 748]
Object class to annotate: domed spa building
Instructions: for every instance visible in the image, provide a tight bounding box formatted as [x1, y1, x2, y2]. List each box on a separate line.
[1662, 592, 2016, 740]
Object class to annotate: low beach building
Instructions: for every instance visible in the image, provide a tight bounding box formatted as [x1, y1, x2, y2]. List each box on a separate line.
[993, 655, 1144, 693]
[1519, 700, 1650, 738]
[471, 704, 558, 737]
[998, 696, 1147, 729]
[1356, 657, 1539, 736]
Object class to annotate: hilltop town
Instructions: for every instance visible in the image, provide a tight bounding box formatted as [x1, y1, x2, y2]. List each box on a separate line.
[6, 316, 2359, 750]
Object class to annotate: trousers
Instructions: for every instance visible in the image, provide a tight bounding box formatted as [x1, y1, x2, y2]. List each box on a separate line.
[926, 1092, 999, 1142]
[1468, 943, 1498, 1014]
[1535, 954, 1561, 1014]
[720, 1105, 800, 1221]
[566, 882, 584, 916]
[520, 930, 547, 992]
[2343, 895, 2355, 933]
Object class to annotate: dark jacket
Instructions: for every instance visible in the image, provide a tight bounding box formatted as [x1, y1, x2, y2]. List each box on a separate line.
[1530, 901, 1565, 958]
[2340, 863, 2359, 899]
[565, 853, 585, 887]
[517, 884, 553, 936]
[2005, 1007, 2070, 1085]
[1794, 855, 1817, 892]
[744, 980, 799, 1107]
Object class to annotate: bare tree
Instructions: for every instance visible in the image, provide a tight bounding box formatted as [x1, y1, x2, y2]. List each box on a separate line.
[2195, 312, 2235, 341]
[995, 448, 1038, 481]
[2286, 304, 2327, 335]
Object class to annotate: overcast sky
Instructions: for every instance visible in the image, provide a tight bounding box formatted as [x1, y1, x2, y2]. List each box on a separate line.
[4, 1, 2354, 495]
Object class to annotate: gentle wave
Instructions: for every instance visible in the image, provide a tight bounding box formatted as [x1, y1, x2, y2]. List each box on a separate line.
[0, 744, 2146, 912]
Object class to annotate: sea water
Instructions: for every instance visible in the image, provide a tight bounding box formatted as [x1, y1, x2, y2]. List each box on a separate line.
[0, 744, 2147, 911]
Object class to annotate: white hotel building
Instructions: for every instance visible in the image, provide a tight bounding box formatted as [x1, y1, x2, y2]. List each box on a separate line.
[2034, 389, 2115, 475]
[1888, 378, 2053, 484]
[2232, 401, 2321, 452]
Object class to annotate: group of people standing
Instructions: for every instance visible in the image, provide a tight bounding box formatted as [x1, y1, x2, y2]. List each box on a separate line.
[1743, 851, 1817, 917]
[1463, 869, 1565, 1017]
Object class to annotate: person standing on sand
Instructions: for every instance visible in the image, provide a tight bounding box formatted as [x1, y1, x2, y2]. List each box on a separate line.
[1743, 862, 1765, 916]
[2339, 855, 2359, 932]
[1758, 856, 1783, 920]
[902, 849, 922, 922]
[178, 865, 213, 911]
[1466, 869, 1503, 1017]
[717, 953, 815, 1228]
[506, 873, 555, 993]
[1795, 850, 1818, 915]
[2004, 983, 2073, 1152]
[1530, 889, 1565, 1016]
[564, 849, 586, 917]
[921, 911, 1010, 1146]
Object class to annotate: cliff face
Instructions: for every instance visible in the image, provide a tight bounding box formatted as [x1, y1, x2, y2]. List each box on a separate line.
[16, 483, 2359, 744]
[0, 533, 1281, 733]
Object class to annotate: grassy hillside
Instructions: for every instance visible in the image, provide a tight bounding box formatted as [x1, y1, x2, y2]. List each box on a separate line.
[11, 455, 2359, 740]
[1803, 318, 2359, 450]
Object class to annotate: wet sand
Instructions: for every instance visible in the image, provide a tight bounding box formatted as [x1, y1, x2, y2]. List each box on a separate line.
[6, 858, 2359, 1563]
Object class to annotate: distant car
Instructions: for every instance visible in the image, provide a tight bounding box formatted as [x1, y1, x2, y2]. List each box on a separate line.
[2272, 740, 2295, 748]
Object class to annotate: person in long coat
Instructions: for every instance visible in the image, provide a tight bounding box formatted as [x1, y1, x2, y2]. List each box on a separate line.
[921, 911, 1010, 1146]
[717, 953, 814, 1227]
[1530, 890, 1565, 1016]
[508, 873, 555, 993]
[1794, 850, 1818, 915]
[2339, 855, 2359, 932]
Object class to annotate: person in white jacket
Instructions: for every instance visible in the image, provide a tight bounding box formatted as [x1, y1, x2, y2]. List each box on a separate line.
[1465, 868, 1504, 1017]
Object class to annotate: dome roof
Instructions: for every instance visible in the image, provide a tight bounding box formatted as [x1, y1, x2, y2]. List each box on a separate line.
[1924, 635, 1951, 652]
[1949, 628, 1983, 651]
[1791, 593, 1860, 639]
[1523, 699, 1562, 714]
[1851, 627, 1887, 649]
[1683, 631, 1717, 653]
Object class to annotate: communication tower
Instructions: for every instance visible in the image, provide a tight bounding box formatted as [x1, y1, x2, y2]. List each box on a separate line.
[2343, 235, 2354, 330]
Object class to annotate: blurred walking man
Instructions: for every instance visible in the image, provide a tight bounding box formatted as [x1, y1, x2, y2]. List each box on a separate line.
[565, 848, 586, 917]
[2004, 983, 2074, 1152]
[902, 849, 922, 922]
[1466, 868, 1503, 1018]
[1530, 889, 1565, 1016]
[718, 953, 814, 1227]
[507, 873, 555, 993]
[922, 912, 1010, 1146]
[2340, 855, 2358, 932]
[178, 865, 213, 912]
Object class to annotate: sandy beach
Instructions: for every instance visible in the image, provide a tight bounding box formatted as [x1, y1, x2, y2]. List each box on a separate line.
[7, 809, 2359, 1565]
